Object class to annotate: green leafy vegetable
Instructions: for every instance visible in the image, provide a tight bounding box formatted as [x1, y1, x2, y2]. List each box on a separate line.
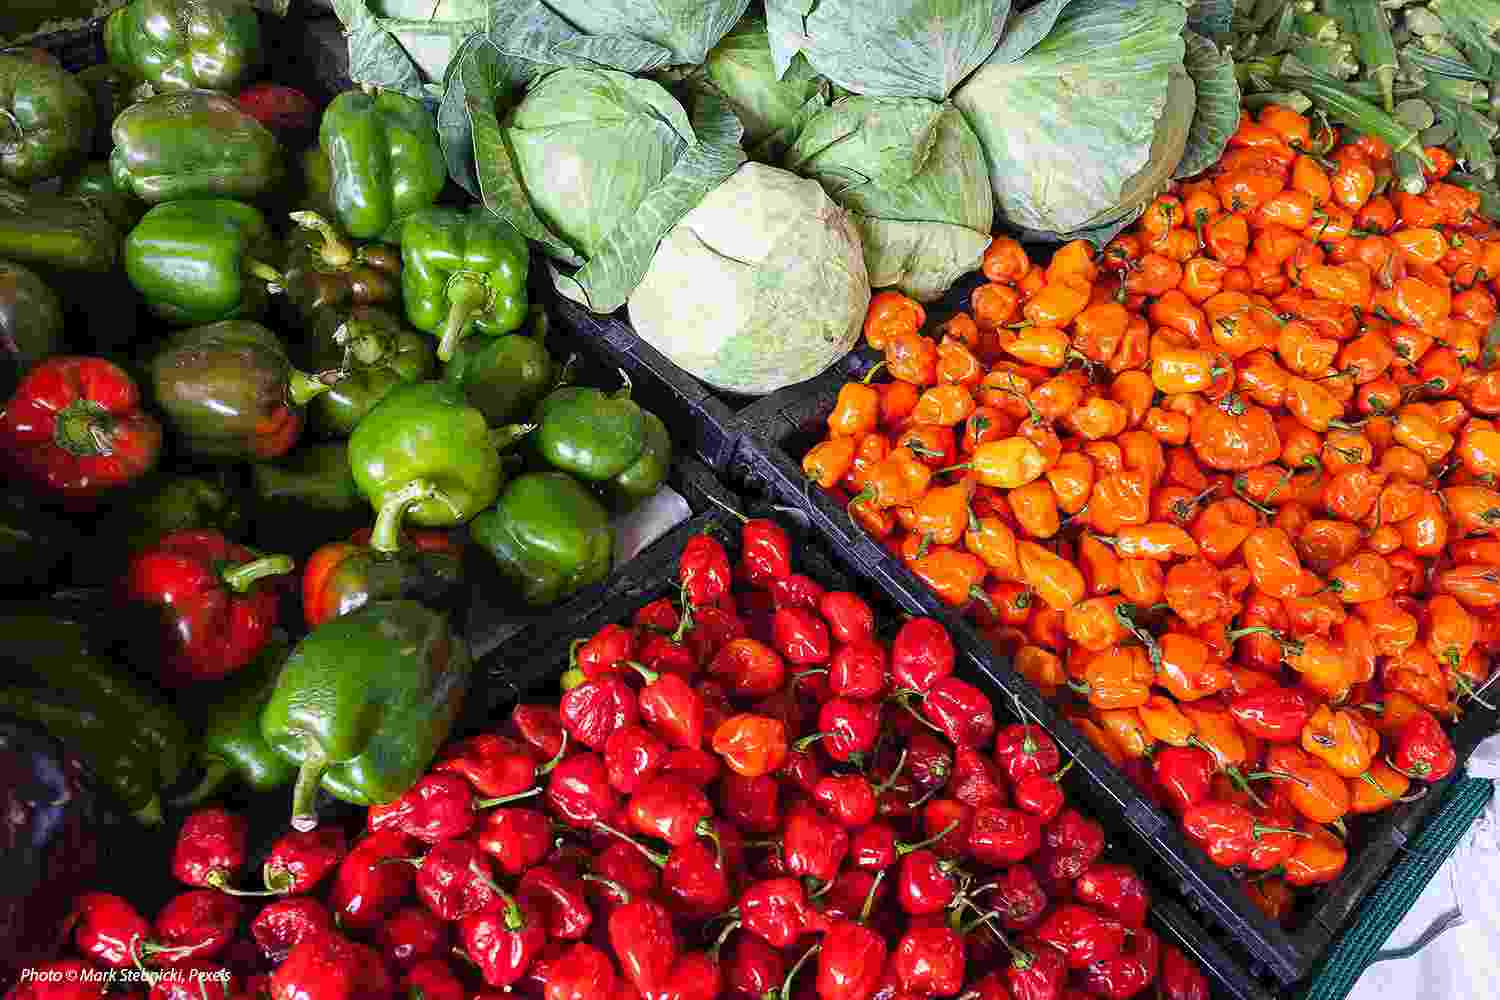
[1176, 30, 1239, 179]
[512, 0, 752, 66]
[690, 17, 830, 161]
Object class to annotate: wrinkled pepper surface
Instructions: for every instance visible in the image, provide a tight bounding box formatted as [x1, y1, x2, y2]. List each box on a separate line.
[111, 90, 280, 204]
[0, 258, 63, 399]
[125, 199, 283, 325]
[444, 303, 555, 426]
[302, 479, 464, 627]
[150, 320, 335, 460]
[283, 211, 402, 323]
[0, 180, 118, 273]
[471, 472, 613, 606]
[318, 89, 446, 242]
[105, 0, 261, 94]
[348, 380, 513, 527]
[174, 640, 296, 807]
[0, 52, 94, 184]
[260, 599, 471, 830]
[401, 207, 529, 361]
[0, 356, 162, 500]
[305, 306, 434, 438]
[535, 372, 671, 502]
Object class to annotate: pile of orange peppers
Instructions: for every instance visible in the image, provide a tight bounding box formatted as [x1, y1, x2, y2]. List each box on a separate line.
[801, 103, 1496, 923]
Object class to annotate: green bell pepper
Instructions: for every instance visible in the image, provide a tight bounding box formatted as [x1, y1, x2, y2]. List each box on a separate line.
[534, 372, 672, 501]
[104, 0, 261, 94]
[471, 471, 613, 606]
[111, 90, 281, 204]
[0, 490, 72, 592]
[0, 258, 63, 399]
[125, 199, 284, 325]
[306, 305, 435, 438]
[298, 145, 337, 221]
[251, 441, 363, 513]
[150, 320, 334, 461]
[174, 640, 296, 807]
[401, 207, 529, 362]
[123, 475, 244, 551]
[444, 303, 556, 427]
[318, 90, 447, 242]
[260, 599, 471, 829]
[348, 380, 518, 527]
[63, 160, 145, 233]
[0, 180, 118, 273]
[283, 211, 403, 325]
[0, 52, 94, 185]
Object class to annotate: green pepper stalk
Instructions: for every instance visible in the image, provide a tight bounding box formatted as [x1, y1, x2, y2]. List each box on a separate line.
[288, 211, 355, 269]
[368, 479, 463, 554]
[440, 272, 496, 364]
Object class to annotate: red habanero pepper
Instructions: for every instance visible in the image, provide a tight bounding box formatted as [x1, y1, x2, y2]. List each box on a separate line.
[546, 752, 619, 828]
[572, 624, 638, 679]
[921, 676, 996, 749]
[770, 573, 826, 611]
[151, 890, 242, 963]
[368, 774, 486, 843]
[251, 897, 334, 964]
[403, 960, 466, 1000]
[820, 591, 876, 643]
[680, 533, 732, 610]
[476, 808, 551, 875]
[4, 961, 107, 1000]
[508, 704, 566, 759]
[1081, 926, 1161, 1000]
[518, 865, 593, 940]
[605, 724, 669, 795]
[329, 830, 419, 933]
[269, 934, 391, 1000]
[124, 529, 293, 686]
[1006, 939, 1068, 1000]
[1152, 746, 1216, 813]
[560, 675, 639, 750]
[1074, 863, 1151, 928]
[1160, 943, 1211, 1000]
[1392, 711, 1457, 781]
[968, 805, 1043, 866]
[893, 924, 966, 996]
[459, 893, 548, 988]
[171, 807, 248, 890]
[712, 714, 788, 778]
[994, 723, 1063, 784]
[148, 961, 238, 1000]
[773, 605, 832, 665]
[741, 518, 793, 586]
[1229, 686, 1316, 742]
[66, 893, 150, 969]
[261, 827, 347, 895]
[1012, 767, 1069, 823]
[434, 732, 546, 800]
[1036, 903, 1129, 969]
[890, 618, 956, 693]
[542, 943, 617, 1000]
[1038, 809, 1106, 881]
[739, 877, 813, 948]
[0, 356, 161, 499]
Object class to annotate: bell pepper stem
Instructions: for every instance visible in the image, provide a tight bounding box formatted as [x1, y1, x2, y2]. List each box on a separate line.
[289, 738, 328, 832]
[289, 211, 355, 268]
[221, 553, 294, 593]
[287, 368, 338, 407]
[244, 258, 285, 293]
[53, 398, 114, 457]
[472, 786, 542, 809]
[169, 759, 232, 809]
[438, 273, 492, 362]
[369, 479, 460, 554]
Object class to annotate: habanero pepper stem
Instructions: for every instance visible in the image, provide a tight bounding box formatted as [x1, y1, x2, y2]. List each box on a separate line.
[1358, 769, 1428, 804]
[781, 942, 821, 1000]
[578, 872, 631, 904]
[594, 820, 669, 868]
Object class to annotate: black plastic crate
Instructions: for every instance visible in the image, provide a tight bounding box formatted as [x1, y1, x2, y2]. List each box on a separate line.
[472, 503, 1273, 1000]
[723, 276, 1500, 986]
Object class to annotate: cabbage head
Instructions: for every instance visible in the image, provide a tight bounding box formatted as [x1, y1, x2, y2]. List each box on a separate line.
[535, 0, 752, 65]
[953, 0, 1194, 237]
[764, 0, 1009, 101]
[629, 163, 870, 396]
[786, 97, 992, 302]
[696, 17, 830, 160]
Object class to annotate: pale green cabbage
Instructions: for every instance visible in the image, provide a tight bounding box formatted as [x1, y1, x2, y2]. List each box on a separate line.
[786, 97, 993, 301]
[696, 17, 829, 159]
[536, 0, 752, 65]
[629, 163, 870, 396]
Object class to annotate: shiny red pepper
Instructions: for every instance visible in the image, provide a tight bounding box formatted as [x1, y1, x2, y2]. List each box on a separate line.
[1080, 925, 1161, 999]
[561, 676, 639, 750]
[148, 960, 238, 1000]
[635, 598, 680, 633]
[543, 942, 618, 1000]
[328, 830, 418, 933]
[407, 839, 507, 921]
[1160, 942, 1210, 1000]
[893, 924, 965, 996]
[770, 573, 826, 611]
[921, 676, 996, 749]
[1151, 746, 1216, 814]
[250, 897, 333, 964]
[990, 864, 1048, 930]
[685, 606, 745, 664]
[772, 605, 832, 665]
[680, 533, 732, 609]
[459, 894, 547, 988]
[402, 959, 465, 1000]
[435, 732, 544, 799]
[949, 745, 1007, 808]
[1006, 939, 1068, 1000]
[820, 592, 876, 644]
[627, 773, 716, 848]
[1038, 808, 1105, 881]
[605, 723, 669, 794]
[808, 697, 881, 763]
[151, 890, 242, 964]
[1392, 711, 1457, 780]
[1012, 768, 1068, 823]
[897, 849, 959, 914]
[574, 624, 639, 678]
[262, 827, 347, 894]
[518, 865, 593, 940]
[726, 932, 785, 1000]
[546, 751, 618, 828]
[375, 905, 448, 970]
[739, 877, 812, 948]
[171, 807, 248, 890]
[1074, 863, 1151, 928]
[969, 805, 1042, 866]
[476, 808, 551, 875]
[890, 618, 955, 693]
[708, 638, 786, 698]
[123, 529, 292, 686]
[828, 639, 888, 699]
[662, 838, 731, 918]
[1182, 800, 1301, 868]
[609, 893, 678, 995]
[269, 933, 391, 1000]
[741, 519, 793, 587]
[66, 892, 149, 969]
[783, 800, 850, 882]
[817, 919, 888, 1000]
[993, 724, 1062, 785]
[814, 774, 879, 828]
[631, 661, 706, 749]
[1228, 686, 1316, 742]
[719, 772, 780, 833]
[1036, 903, 1129, 969]
[0, 356, 161, 500]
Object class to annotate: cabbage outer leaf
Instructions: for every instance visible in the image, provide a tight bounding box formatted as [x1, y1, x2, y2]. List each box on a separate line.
[1176, 29, 1240, 179]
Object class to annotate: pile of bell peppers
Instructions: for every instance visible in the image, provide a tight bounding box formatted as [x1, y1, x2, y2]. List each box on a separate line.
[13, 519, 1220, 1000]
[0, 0, 676, 844]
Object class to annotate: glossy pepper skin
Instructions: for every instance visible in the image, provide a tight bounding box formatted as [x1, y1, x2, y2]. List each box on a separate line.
[444, 304, 556, 426]
[348, 380, 509, 527]
[150, 321, 332, 460]
[63, 160, 145, 232]
[402, 206, 529, 361]
[0, 258, 63, 399]
[124, 529, 293, 687]
[260, 599, 472, 831]
[0, 53, 94, 185]
[319, 90, 446, 242]
[269, 934, 391, 1000]
[252, 440, 362, 513]
[173, 643, 294, 807]
[0, 180, 118, 273]
[105, 0, 260, 94]
[111, 91, 280, 204]
[282, 211, 402, 325]
[534, 374, 672, 505]
[0, 356, 161, 500]
[303, 306, 435, 438]
[471, 472, 614, 606]
[126, 200, 283, 325]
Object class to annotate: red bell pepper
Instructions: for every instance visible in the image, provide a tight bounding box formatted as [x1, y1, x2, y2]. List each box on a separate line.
[0, 356, 160, 500]
[124, 529, 293, 686]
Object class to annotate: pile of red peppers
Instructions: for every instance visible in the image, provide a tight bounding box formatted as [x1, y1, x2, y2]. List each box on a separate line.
[17, 520, 1216, 1000]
